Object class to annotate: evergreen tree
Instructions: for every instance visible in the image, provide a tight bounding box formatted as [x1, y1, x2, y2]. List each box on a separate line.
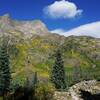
[32, 72, 38, 87]
[0, 38, 11, 96]
[24, 72, 38, 89]
[51, 49, 66, 90]
[24, 72, 38, 100]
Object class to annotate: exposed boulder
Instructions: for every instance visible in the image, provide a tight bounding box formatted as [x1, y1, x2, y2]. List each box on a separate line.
[53, 80, 100, 100]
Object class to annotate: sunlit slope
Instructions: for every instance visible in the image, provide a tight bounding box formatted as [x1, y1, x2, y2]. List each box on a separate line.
[9, 35, 100, 84]
[0, 15, 99, 84]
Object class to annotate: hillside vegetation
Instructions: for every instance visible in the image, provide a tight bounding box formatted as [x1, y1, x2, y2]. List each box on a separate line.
[0, 14, 100, 86]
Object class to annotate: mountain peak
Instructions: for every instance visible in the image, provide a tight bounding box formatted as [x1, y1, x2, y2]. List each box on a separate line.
[0, 14, 49, 37]
[2, 13, 10, 18]
[0, 14, 13, 30]
[13, 19, 49, 36]
[0, 13, 11, 21]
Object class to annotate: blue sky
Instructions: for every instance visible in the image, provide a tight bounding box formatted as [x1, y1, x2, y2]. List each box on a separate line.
[0, 0, 100, 37]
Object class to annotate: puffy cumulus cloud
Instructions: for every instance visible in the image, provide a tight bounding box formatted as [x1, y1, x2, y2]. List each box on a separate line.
[51, 21, 100, 38]
[43, 0, 83, 19]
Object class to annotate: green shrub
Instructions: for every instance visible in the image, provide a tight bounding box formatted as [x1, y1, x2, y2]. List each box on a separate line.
[35, 83, 55, 100]
[0, 97, 3, 100]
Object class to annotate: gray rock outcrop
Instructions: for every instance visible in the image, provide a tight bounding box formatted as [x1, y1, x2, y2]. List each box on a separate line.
[53, 80, 100, 100]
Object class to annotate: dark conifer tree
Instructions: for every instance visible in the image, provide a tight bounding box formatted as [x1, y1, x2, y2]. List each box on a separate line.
[51, 49, 66, 90]
[33, 72, 38, 87]
[0, 38, 11, 97]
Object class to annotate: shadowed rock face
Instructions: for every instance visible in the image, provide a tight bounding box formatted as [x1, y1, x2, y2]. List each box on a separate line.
[80, 90, 100, 100]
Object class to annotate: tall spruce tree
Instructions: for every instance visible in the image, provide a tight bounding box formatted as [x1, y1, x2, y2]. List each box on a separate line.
[51, 49, 66, 90]
[0, 38, 11, 96]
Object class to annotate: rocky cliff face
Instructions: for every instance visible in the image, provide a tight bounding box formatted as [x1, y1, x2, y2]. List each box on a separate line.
[14, 20, 49, 36]
[0, 14, 49, 38]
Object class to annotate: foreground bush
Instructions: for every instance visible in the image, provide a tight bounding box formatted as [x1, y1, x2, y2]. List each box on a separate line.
[34, 83, 55, 100]
[0, 83, 55, 100]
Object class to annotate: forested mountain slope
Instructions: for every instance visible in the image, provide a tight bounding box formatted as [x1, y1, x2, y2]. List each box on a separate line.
[0, 14, 100, 85]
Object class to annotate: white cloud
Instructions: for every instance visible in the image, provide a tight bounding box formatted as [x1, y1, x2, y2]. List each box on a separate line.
[51, 21, 100, 38]
[43, 0, 83, 19]
[51, 29, 65, 34]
